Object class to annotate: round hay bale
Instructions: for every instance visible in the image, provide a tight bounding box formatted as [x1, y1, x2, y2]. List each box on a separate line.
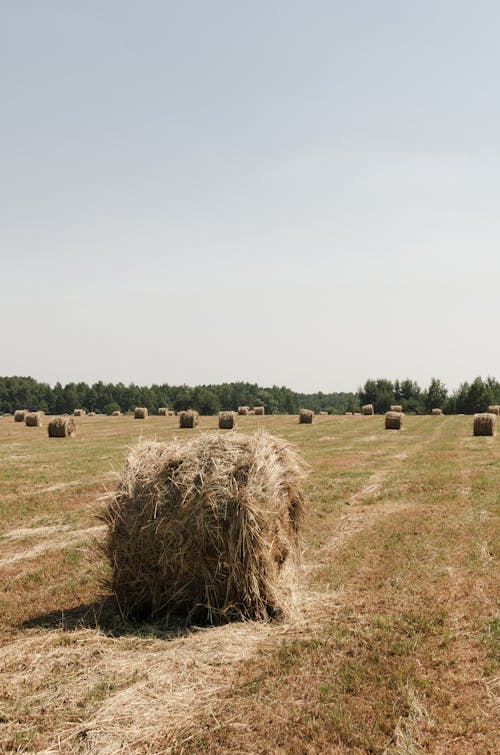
[102, 431, 306, 622]
[473, 413, 496, 436]
[179, 410, 198, 428]
[134, 407, 148, 419]
[385, 411, 404, 430]
[112, 410, 122, 416]
[390, 405, 403, 413]
[237, 406, 250, 416]
[487, 405, 500, 416]
[218, 411, 235, 429]
[48, 417, 76, 438]
[88, 412, 96, 417]
[14, 410, 27, 422]
[254, 406, 265, 416]
[362, 404, 374, 416]
[25, 412, 42, 427]
[319, 411, 328, 415]
[73, 409, 86, 417]
[157, 407, 168, 416]
[345, 412, 353, 416]
[299, 409, 314, 424]
[431, 408, 443, 415]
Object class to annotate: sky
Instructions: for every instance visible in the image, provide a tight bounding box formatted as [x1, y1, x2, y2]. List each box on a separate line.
[1, 1, 499, 393]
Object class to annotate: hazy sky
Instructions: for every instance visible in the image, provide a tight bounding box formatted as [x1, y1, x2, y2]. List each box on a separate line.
[2, 1, 499, 392]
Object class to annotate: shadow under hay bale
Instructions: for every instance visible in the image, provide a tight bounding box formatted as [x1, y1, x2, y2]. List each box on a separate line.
[102, 431, 306, 623]
[473, 413, 496, 436]
[48, 417, 76, 438]
[14, 410, 27, 422]
[179, 410, 198, 428]
[299, 409, 314, 424]
[487, 405, 500, 416]
[218, 411, 235, 429]
[134, 407, 148, 419]
[25, 412, 42, 427]
[362, 404, 374, 415]
[390, 405, 403, 413]
[254, 406, 265, 415]
[385, 411, 404, 430]
[237, 406, 249, 415]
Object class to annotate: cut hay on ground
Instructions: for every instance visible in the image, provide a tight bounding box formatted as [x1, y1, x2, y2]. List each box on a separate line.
[218, 411, 235, 429]
[487, 405, 500, 415]
[112, 410, 121, 416]
[102, 431, 306, 622]
[238, 406, 250, 415]
[254, 406, 265, 415]
[179, 410, 198, 428]
[48, 417, 76, 438]
[73, 409, 86, 416]
[390, 405, 403, 412]
[14, 410, 27, 422]
[157, 407, 168, 416]
[362, 404, 374, 415]
[25, 412, 42, 427]
[473, 413, 496, 436]
[432, 408, 443, 415]
[385, 411, 403, 430]
[134, 407, 148, 420]
[299, 409, 314, 424]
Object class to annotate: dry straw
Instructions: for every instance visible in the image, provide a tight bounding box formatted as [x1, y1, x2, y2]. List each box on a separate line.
[157, 407, 168, 416]
[238, 406, 250, 415]
[390, 405, 403, 413]
[432, 408, 443, 415]
[218, 411, 235, 429]
[73, 409, 86, 416]
[179, 410, 199, 428]
[487, 405, 500, 415]
[134, 407, 148, 419]
[299, 408, 314, 424]
[101, 431, 306, 622]
[254, 406, 265, 415]
[362, 404, 374, 415]
[385, 411, 404, 430]
[25, 412, 42, 427]
[48, 417, 76, 438]
[14, 410, 27, 422]
[473, 413, 496, 436]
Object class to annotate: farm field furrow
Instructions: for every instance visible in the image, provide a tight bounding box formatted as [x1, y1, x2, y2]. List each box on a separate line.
[0, 414, 498, 753]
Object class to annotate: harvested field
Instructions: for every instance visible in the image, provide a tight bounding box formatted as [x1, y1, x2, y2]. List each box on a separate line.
[0, 414, 498, 753]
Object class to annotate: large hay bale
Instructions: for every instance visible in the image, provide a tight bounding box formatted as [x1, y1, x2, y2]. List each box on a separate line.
[238, 406, 250, 415]
[487, 405, 500, 416]
[362, 404, 374, 415]
[157, 407, 169, 416]
[473, 413, 496, 436]
[102, 431, 306, 622]
[73, 409, 86, 417]
[218, 411, 235, 429]
[390, 405, 403, 413]
[48, 417, 76, 438]
[179, 410, 198, 428]
[134, 407, 148, 419]
[14, 410, 27, 422]
[25, 412, 42, 427]
[385, 411, 403, 430]
[431, 408, 443, 415]
[299, 409, 314, 424]
[254, 406, 265, 416]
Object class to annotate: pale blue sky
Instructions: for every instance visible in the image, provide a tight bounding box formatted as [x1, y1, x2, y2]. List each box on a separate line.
[2, 1, 499, 392]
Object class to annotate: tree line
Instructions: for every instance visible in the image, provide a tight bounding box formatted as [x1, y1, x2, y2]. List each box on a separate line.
[0, 375, 498, 416]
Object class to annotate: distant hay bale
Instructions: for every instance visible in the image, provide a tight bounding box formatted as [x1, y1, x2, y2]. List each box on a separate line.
[73, 409, 86, 416]
[157, 407, 168, 416]
[249, 410, 255, 415]
[432, 408, 443, 415]
[385, 411, 404, 430]
[390, 405, 403, 413]
[179, 410, 199, 428]
[218, 411, 235, 429]
[473, 413, 496, 436]
[299, 409, 314, 424]
[88, 412, 96, 417]
[238, 406, 250, 415]
[14, 410, 27, 422]
[487, 405, 500, 416]
[48, 417, 76, 438]
[25, 412, 42, 427]
[134, 407, 148, 419]
[319, 411, 328, 415]
[362, 404, 374, 416]
[168, 410, 175, 416]
[345, 412, 353, 416]
[102, 431, 306, 622]
[112, 410, 121, 416]
[254, 406, 265, 416]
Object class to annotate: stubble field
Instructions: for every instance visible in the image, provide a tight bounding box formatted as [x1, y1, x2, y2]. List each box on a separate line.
[0, 413, 498, 753]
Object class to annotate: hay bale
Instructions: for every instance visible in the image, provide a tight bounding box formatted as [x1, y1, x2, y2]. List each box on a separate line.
[48, 417, 76, 438]
[112, 410, 121, 416]
[88, 412, 96, 417]
[14, 410, 27, 422]
[25, 412, 42, 427]
[218, 411, 235, 429]
[73, 409, 86, 417]
[345, 412, 353, 416]
[385, 411, 403, 430]
[134, 407, 148, 419]
[431, 408, 443, 415]
[237, 406, 250, 415]
[254, 406, 265, 416]
[299, 409, 314, 424]
[473, 413, 496, 436]
[179, 410, 199, 428]
[319, 411, 328, 415]
[487, 405, 500, 416]
[168, 410, 175, 416]
[362, 404, 374, 415]
[102, 431, 306, 622]
[390, 405, 403, 413]
[158, 407, 169, 416]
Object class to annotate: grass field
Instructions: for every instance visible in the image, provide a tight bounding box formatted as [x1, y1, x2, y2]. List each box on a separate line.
[0, 414, 498, 753]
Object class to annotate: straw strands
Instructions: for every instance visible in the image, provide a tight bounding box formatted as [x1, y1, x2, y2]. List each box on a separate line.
[48, 417, 76, 438]
[473, 413, 496, 436]
[101, 431, 306, 622]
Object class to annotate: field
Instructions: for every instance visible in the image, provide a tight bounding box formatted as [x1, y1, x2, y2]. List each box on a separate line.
[0, 413, 498, 753]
